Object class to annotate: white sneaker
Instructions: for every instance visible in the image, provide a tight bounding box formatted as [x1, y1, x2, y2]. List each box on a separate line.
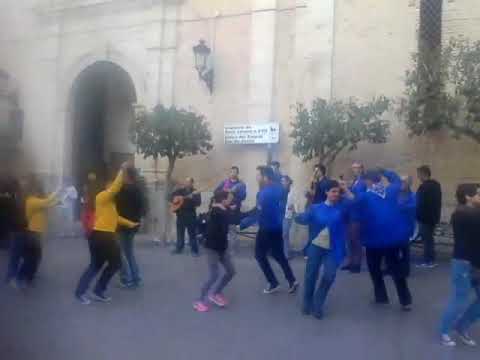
[441, 334, 456, 347]
[76, 294, 91, 305]
[263, 284, 280, 294]
[457, 331, 477, 346]
[92, 292, 112, 303]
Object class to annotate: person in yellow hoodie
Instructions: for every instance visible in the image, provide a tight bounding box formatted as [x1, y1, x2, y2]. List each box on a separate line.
[17, 175, 60, 287]
[75, 163, 139, 304]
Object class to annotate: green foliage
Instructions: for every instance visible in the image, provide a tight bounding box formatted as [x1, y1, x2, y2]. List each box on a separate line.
[398, 36, 480, 142]
[291, 97, 391, 166]
[130, 104, 213, 179]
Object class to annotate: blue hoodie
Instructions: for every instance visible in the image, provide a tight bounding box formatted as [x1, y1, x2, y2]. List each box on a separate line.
[295, 200, 351, 265]
[352, 170, 407, 248]
[240, 183, 283, 232]
[350, 176, 367, 196]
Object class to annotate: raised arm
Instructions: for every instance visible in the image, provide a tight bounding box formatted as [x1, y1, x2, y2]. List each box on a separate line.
[28, 192, 59, 210]
[96, 169, 124, 205]
[382, 169, 402, 199]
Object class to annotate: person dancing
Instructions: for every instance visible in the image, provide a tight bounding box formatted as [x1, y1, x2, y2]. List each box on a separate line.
[241, 166, 298, 294]
[17, 176, 60, 288]
[194, 190, 236, 312]
[75, 163, 138, 305]
[440, 184, 480, 347]
[353, 168, 412, 311]
[295, 180, 352, 319]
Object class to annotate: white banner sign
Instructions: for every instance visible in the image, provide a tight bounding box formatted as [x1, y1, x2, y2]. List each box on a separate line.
[224, 123, 279, 145]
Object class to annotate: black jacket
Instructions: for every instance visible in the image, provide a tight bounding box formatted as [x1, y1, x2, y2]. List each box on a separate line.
[416, 179, 442, 225]
[204, 206, 229, 253]
[116, 184, 147, 228]
[451, 206, 480, 269]
[171, 188, 201, 221]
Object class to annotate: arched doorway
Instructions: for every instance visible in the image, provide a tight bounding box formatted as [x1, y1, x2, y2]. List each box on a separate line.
[69, 61, 137, 188]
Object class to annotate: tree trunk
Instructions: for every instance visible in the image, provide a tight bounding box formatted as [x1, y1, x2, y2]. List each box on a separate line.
[161, 156, 176, 246]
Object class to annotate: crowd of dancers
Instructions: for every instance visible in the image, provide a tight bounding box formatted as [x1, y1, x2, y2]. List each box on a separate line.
[1, 160, 479, 347]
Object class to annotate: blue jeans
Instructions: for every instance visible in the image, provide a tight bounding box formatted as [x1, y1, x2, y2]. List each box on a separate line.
[119, 230, 142, 285]
[303, 245, 338, 316]
[6, 232, 25, 282]
[440, 259, 480, 334]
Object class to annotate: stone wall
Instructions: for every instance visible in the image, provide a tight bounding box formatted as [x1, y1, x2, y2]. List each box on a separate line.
[331, 0, 480, 218]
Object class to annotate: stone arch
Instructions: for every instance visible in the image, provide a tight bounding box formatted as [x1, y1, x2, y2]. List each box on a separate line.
[62, 47, 146, 188]
[63, 45, 146, 110]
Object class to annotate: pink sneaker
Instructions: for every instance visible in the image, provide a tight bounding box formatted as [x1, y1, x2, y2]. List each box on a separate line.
[193, 301, 209, 312]
[209, 293, 228, 307]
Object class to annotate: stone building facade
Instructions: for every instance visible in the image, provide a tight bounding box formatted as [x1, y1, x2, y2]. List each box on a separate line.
[1, 0, 479, 218]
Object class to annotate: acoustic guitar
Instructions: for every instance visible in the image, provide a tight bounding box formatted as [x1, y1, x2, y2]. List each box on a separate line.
[169, 177, 244, 214]
[170, 190, 201, 213]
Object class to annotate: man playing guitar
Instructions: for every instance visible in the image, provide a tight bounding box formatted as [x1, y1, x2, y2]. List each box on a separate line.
[170, 177, 202, 256]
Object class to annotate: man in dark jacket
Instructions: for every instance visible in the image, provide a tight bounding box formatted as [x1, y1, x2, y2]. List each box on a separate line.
[171, 177, 201, 256]
[116, 168, 148, 288]
[416, 165, 442, 268]
[215, 166, 247, 252]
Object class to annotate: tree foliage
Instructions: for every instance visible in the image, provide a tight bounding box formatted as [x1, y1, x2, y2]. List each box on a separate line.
[398, 36, 480, 142]
[130, 104, 213, 182]
[290, 97, 391, 167]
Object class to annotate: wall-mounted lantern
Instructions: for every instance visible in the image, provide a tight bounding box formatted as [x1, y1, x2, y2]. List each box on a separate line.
[192, 40, 214, 94]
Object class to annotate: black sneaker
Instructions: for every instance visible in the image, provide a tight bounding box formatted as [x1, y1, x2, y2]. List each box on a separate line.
[263, 284, 280, 294]
[340, 264, 352, 271]
[92, 292, 112, 303]
[288, 281, 299, 294]
[312, 311, 324, 320]
[171, 249, 183, 255]
[349, 265, 361, 274]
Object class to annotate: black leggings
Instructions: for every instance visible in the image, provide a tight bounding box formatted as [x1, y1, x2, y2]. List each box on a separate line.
[18, 232, 42, 283]
[75, 230, 121, 296]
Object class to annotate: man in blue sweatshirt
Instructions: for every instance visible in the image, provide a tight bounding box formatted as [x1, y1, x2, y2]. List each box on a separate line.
[295, 179, 352, 319]
[352, 168, 413, 310]
[243, 166, 298, 294]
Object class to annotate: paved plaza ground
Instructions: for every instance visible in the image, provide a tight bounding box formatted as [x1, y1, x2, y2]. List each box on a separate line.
[0, 235, 478, 360]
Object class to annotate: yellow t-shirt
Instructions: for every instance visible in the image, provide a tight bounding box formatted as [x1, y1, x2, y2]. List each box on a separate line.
[93, 170, 137, 233]
[26, 193, 58, 233]
[312, 228, 331, 249]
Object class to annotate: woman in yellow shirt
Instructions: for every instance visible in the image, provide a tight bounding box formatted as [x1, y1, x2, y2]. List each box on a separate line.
[75, 163, 139, 304]
[18, 176, 59, 286]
